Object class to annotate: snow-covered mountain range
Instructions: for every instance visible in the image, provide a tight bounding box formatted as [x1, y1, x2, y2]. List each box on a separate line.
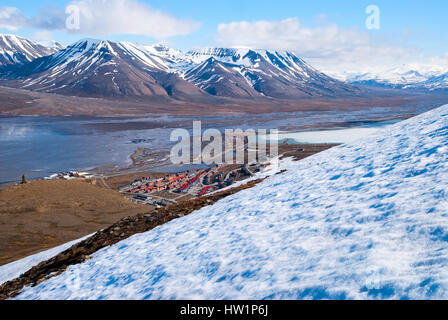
[183, 48, 358, 98]
[0, 39, 204, 98]
[341, 67, 448, 91]
[4, 103, 448, 300]
[0, 36, 361, 100]
[0, 35, 60, 66]
[2, 34, 447, 100]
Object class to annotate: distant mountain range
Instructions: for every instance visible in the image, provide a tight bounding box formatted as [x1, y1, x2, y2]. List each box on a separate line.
[0, 39, 206, 99]
[0, 35, 362, 101]
[183, 48, 358, 98]
[339, 68, 448, 91]
[1, 34, 447, 104]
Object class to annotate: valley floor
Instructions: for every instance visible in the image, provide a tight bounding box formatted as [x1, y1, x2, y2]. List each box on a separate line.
[1, 85, 447, 117]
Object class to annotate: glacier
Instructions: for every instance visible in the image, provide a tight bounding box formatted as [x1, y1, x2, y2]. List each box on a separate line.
[10, 104, 448, 300]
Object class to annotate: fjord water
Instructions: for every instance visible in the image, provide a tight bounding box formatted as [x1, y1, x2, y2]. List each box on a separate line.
[0, 116, 175, 183]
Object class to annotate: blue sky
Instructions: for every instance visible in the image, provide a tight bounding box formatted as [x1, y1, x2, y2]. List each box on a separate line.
[1, 0, 447, 75]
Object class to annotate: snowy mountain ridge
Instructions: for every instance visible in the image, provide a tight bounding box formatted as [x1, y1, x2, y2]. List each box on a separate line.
[0, 37, 361, 99]
[2, 34, 448, 93]
[181, 47, 359, 98]
[341, 66, 448, 90]
[0, 38, 207, 98]
[0, 34, 58, 66]
[9, 104, 448, 300]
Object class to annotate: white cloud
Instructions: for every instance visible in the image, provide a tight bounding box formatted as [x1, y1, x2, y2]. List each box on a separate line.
[0, 0, 201, 39]
[0, 6, 28, 30]
[215, 17, 437, 76]
[65, 0, 201, 38]
[31, 30, 56, 47]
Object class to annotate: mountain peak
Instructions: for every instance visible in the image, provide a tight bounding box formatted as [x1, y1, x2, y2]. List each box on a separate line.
[182, 46, 357, 98]
[70, 38, 111, 50]
[0, 34, 28, 42]
[51, 41, 65, 51]
[0, 34, 58, 66]
[0, 36, 361, 99]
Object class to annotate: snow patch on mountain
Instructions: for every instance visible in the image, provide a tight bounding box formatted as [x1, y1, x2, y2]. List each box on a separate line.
[349, 71, 428, 86]
[1, 39, 174, 95]
[0, 34, 57, 66]
[340, 64, 448, 90]
[181, 47, 356, 98]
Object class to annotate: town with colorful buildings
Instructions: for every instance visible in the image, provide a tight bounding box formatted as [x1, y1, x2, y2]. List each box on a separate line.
[119, 163, 266, 207]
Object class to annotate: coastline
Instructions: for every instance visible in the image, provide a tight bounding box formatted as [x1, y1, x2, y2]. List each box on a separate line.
[1, 102, 439, 185]
[1, 101, 435, 190]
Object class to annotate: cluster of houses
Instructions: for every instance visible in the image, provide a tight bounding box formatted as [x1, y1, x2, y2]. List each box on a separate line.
[121, 162, 267, 203]
[129, 173, 189, 194]
[45, 170, 94, 181]
[198, 186, 213, 196]
[128, 194, 173, 208]
[124, 164, 225, 197]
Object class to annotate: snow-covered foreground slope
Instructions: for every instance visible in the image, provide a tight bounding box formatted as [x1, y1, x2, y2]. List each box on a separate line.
[0, 235, 91, 286]
[14, 105, 448, 300]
